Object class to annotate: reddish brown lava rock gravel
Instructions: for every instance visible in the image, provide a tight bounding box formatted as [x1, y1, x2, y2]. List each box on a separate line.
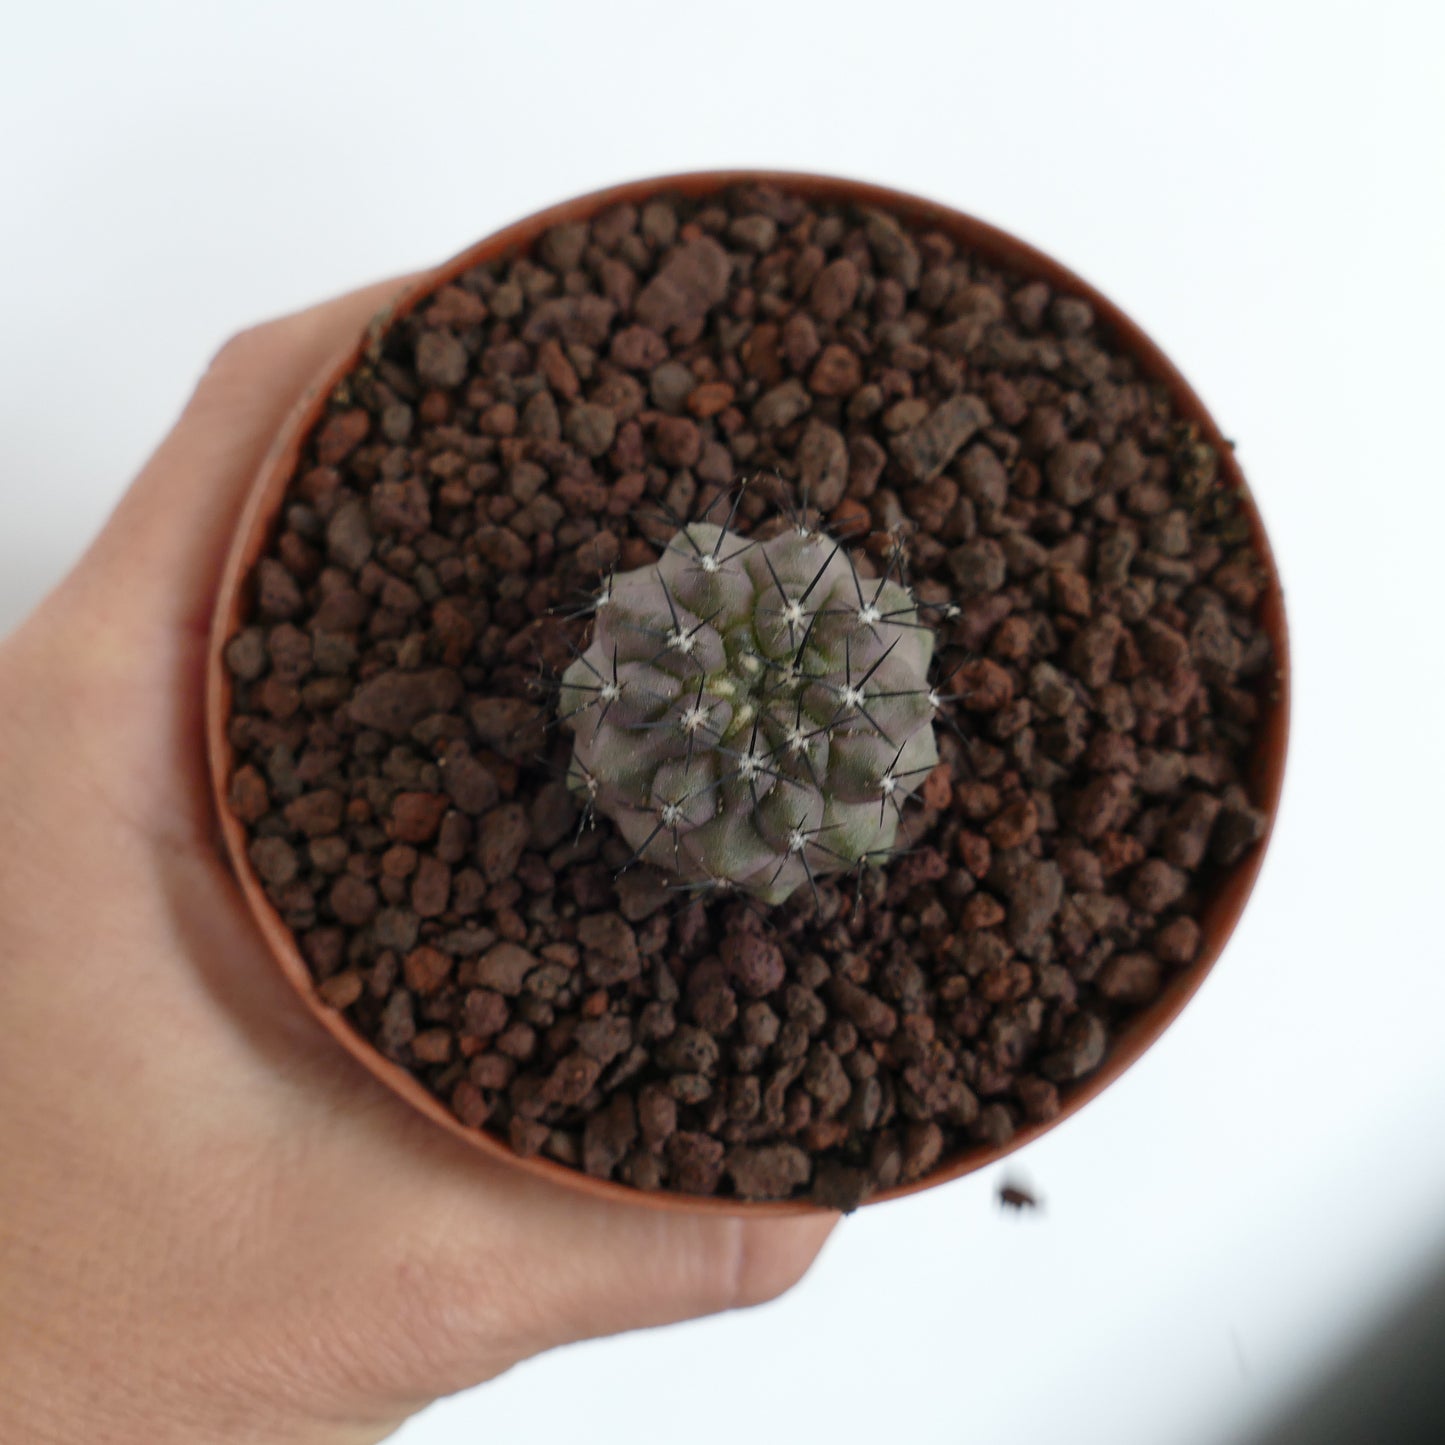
[224, 184, 1275, 1209]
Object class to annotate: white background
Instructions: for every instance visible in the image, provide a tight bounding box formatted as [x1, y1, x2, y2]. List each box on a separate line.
[4, 3, 1444, 1442]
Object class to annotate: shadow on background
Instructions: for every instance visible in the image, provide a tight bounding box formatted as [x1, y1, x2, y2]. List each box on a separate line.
[1242, 1243, 1445, 1445]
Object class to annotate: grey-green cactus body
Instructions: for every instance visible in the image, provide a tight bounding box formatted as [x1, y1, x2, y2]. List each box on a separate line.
[558, 522, 940, 904]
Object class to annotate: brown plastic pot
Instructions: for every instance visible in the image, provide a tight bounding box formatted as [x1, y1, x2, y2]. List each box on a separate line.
[207, 170, 1290, 1216]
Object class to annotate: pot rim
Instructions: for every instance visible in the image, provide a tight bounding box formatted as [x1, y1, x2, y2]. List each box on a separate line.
[206, 168, 1291, 1216]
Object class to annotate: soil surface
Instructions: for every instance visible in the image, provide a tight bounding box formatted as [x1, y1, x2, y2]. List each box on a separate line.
[224, 183, 1275, 1208]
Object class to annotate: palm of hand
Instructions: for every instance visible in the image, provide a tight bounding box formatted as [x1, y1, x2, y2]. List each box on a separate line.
[0, 283, 832, 1445]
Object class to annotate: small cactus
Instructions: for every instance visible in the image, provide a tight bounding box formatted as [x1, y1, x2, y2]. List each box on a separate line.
[557, 515, 942, 905]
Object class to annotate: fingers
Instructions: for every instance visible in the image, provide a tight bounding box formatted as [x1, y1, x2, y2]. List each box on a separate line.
[462, 1201, 836, 1385]
[53, 276, 416, 644]
[357, 1132, 838, 1402]
[730, 1212, 839, 1307]
[503, 1202, 838, 1347]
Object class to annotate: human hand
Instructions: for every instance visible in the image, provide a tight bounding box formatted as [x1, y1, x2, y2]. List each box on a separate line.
[0, 281, 836, 1445]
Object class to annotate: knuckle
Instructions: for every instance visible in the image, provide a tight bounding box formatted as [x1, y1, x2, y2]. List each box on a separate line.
[205, 321, 276, 378]
[719, 1218, 822, 1312]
